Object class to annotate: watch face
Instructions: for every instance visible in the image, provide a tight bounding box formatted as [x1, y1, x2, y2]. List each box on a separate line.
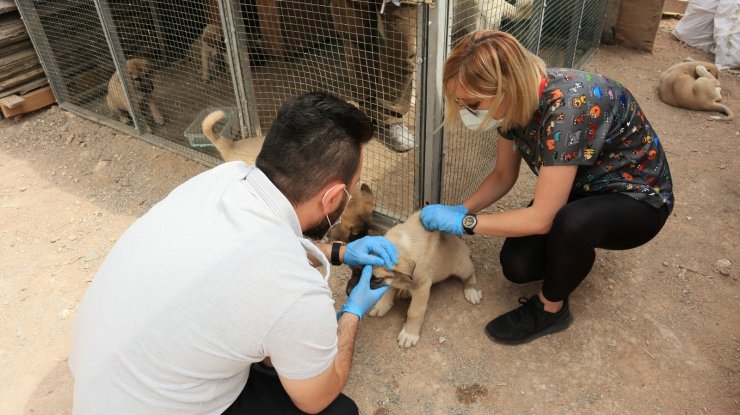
[463, 215, 476, 228]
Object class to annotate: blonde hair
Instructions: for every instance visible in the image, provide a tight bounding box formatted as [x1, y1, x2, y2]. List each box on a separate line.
[443, 30, 546, 132]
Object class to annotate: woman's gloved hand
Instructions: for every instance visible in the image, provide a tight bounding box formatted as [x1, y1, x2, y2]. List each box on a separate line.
[344, 236, 399, 270]
[419, 204, 468, 235]
[338, 265, 389, 319]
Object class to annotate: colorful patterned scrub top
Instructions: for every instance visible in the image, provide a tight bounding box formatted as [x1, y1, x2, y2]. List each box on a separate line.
[499, 68, 674, 212]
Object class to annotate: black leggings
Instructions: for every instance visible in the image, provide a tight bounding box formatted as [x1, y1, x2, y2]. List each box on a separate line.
[222, 363, 358, 415]
[500, 193, 670, 302]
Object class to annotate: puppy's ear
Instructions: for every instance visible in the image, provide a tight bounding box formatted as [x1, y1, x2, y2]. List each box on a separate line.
[393, 257, 416, 280]
[360, 183, 373, 196]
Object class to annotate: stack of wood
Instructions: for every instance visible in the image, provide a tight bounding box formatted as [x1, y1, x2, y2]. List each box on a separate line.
[0, 0, 55, 118]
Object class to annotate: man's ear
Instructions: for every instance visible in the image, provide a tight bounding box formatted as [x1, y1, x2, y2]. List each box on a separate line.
[319, 181, 347, 214]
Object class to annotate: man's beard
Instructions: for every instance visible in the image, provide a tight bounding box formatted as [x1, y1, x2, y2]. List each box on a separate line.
[303, 196, 347, 240]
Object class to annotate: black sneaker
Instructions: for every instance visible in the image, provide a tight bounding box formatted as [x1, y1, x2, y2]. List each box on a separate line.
[485, 295, 573, 345]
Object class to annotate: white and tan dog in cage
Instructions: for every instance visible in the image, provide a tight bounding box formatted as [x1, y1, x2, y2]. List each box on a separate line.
[452, 0, 534, 42]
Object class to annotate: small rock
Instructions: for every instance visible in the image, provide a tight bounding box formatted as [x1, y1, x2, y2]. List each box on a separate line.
[686, 216, 693, 221]
[662, 261, 669, 267]
[715, 259, 732, 276]
[94, 159, 110, 173]
[439, 337, 446, 344]
[66, 134, 75, 144]
[84, 251, 99, 262]
[60, 308, 70, 319]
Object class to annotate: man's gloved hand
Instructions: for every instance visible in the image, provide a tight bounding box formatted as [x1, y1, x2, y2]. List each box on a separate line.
[344, 236, 399, 270]
[338, 265, 389, 319]
[419, 204, 468, 236]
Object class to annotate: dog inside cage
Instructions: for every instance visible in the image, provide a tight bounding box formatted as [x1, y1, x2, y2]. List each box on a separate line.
[19, 0, 606, 222]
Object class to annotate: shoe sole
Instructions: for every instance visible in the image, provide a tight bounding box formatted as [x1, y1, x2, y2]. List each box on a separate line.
[484, 314, 574, 346]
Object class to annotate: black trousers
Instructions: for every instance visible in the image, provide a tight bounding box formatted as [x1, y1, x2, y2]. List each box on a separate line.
[500, 193, 670, 301]
[222, 363, 358, 415]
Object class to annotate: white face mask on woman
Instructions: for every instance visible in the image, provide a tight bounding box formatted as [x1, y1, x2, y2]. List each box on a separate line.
[459, 108, 503, 132]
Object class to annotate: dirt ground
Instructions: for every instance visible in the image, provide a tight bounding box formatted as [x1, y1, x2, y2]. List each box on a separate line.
[1, 20, 738, 415]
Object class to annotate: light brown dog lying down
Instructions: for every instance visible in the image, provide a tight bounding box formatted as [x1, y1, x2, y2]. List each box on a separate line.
[348, 211, 481, 348]
[202, 110, 375, 243]
[658, 61, 734, 121]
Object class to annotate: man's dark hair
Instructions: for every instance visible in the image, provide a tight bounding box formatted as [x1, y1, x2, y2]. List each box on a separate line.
[256, 91, 374, 204]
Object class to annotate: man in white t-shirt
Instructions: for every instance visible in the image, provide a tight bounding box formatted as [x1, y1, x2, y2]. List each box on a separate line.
[70, 91, 399, 414]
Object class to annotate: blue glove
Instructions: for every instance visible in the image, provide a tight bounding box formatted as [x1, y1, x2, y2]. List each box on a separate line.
[338, 265, 390, 319]
[344, 236, 399, 270]
[419, 204, 468, 235]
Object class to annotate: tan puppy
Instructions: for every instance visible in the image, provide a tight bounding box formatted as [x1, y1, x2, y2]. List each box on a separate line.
[363, 211, 481, 348]
[202, 110, 264, 164]
[658, 61, 734, 121]
[106, 58, 165, 132]
[190, 24, 225, 82]
[202, 110, 375, 243]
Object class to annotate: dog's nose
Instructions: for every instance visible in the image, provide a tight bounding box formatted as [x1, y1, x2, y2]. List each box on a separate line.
[139, 79, 154, 94]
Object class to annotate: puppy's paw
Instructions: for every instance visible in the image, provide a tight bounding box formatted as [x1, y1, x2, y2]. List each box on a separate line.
[397, 327, 420, 348]
[464, 287, 482, 305]
[368, 300, 393, 317]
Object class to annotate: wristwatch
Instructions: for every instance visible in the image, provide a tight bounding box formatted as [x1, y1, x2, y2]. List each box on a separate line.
[330, 242, 343, 266]
[462, 214, 477, 235]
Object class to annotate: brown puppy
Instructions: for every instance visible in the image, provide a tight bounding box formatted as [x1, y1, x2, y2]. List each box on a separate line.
[658, 61, 734, 121]
[326, 183, 375, 243]
[189, 23, 225, 82]
[106, 58, 165, 132]
[362, 211, 481, 348]
[203, 110, 375, 243]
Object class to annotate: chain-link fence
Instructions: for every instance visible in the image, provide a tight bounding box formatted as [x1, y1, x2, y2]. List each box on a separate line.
[17, 0, 607, 223]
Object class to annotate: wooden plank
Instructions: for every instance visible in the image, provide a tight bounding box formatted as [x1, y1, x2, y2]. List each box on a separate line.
[0, 67, 45, 91]
[663, 0, 688, 15]
[0, 39, 33, 58]
[615, 0, 665, 52]
[0, 76, 47, 98]
[0, 0, 17, 15]
[0, 94, 24, 109]
[0, 16, 29, 48]
[0, 86, 55, 117]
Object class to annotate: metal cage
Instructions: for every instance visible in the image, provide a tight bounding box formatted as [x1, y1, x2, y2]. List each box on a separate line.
[16, 0, 607, 223]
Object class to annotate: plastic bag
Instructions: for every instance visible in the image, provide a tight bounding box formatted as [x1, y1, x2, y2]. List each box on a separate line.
[713, 0, 739, 69]
[673, 0, 718, 53]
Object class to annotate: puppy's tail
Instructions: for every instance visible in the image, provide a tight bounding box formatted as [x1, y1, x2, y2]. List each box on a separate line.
[708, 103, 735, 121]
[202, 110, 239, 158]
[202, 110, 225, 143]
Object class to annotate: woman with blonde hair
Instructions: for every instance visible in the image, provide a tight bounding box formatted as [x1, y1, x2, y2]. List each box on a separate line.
[420, 30, 674, 345]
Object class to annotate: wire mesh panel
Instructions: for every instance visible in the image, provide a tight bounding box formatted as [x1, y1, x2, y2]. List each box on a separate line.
[230, 0, 421, 221]
[18, 0, 607, 222]
[440, 0, 607, 205]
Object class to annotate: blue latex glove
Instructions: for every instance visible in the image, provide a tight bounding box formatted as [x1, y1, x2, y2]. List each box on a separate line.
[419, 204, 468, 236]
[338, 265, 390, 319]
[344, 236, 399, 270]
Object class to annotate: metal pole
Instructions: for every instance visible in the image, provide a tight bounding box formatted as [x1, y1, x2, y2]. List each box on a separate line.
[535, 0, 547, 55]
[15, 0, 70, 104]
[94, 0, 146, 134]
[419, 0, 447, 208]
[570, 0, 587, 67]
[217, 0, 261, 139]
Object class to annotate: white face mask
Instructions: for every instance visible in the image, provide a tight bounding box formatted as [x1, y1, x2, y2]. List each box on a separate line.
[321, 186, 352, 231]
[459, 108, 503, 132]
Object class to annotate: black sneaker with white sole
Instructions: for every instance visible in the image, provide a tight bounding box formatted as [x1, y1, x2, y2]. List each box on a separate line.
[485, 295, 573, 345]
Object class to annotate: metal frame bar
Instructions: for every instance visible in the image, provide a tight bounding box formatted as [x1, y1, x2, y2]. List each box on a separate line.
[419, 0, 447, 207]
[15, 0, 70, 105]
[94, 0, 147, 134]
[217, 0, 261, 139]
[568, 0, 587, 67]
[535, 0, 547, 55]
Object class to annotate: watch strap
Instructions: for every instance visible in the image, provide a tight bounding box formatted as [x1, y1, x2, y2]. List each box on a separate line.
[330, 242, 343, 266]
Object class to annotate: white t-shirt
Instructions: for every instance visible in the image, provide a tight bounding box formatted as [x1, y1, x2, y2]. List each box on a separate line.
[69, 162, 338, 415]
